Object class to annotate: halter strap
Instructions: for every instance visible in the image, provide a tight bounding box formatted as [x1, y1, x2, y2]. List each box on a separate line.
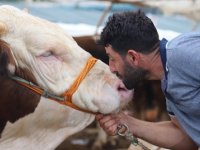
[11, 56, 98, 115]
[63, 57, 97, 103]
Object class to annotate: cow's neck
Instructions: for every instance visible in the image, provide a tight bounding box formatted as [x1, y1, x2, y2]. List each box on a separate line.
[0, 98, 95, 149]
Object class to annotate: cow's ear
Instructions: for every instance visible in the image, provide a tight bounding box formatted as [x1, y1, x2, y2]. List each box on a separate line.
[0, 40, 16, 75]
[0, 22, 7, 35]
[0, 41, 11, 77]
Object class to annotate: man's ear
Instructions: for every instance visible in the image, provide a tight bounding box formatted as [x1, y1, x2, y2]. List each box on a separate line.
[127, 50, 140, 66]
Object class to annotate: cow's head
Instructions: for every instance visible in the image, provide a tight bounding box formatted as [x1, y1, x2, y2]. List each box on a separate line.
[0, 5, 133, 136]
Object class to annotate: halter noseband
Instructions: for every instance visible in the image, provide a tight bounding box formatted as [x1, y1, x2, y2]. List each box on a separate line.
[11, 56, 98, 115]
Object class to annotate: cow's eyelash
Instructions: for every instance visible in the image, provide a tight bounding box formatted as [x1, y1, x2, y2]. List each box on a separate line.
[41, 51, 53, 57]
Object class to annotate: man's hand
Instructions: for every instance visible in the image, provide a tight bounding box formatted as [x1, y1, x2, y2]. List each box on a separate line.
[95, 112, 129, 136]
[96, 113, 198, 150]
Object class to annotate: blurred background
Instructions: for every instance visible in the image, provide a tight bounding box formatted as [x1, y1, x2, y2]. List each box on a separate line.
[1, 0, 200, 37]
[0, 0, 199, 150]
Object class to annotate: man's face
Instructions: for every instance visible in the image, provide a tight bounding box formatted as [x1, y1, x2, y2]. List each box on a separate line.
[105, 45, 149, 89]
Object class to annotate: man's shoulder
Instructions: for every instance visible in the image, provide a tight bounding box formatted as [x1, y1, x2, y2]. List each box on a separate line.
[167, 32, 200, 51]
[166, 32, 200, 64]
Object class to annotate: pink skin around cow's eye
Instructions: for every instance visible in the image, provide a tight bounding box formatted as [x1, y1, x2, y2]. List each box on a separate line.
[38, 55, 60, 61]
[36, 52, 63, 74]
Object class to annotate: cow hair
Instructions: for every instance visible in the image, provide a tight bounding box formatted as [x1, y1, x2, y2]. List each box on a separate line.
[0, 39, 41, 136]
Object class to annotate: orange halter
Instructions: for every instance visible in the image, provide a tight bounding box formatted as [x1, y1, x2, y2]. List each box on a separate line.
[12, 57, 98, 115]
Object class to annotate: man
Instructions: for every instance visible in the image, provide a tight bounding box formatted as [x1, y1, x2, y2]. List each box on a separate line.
[96, 10, 200, 149]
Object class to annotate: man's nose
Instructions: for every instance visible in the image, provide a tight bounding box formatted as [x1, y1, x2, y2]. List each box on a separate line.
[109, 62, 115, 73]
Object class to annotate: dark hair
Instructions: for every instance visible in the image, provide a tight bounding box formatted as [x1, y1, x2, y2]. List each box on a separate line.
[99, 10, 159, 54]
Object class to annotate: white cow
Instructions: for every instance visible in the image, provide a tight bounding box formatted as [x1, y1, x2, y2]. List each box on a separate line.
[0, 5, 133, 149]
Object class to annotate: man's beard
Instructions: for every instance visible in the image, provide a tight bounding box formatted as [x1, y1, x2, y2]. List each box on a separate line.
[119, 61, 149, 90]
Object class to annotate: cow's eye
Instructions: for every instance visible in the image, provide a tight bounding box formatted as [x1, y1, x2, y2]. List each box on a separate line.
[41, 51, 53, 57]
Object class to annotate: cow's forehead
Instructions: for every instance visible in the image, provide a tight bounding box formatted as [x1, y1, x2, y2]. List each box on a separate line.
[0, 6, 65, 36]
[0, 5, 78, 55]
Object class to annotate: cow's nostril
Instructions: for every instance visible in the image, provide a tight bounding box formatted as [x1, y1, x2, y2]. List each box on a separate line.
[116, 80, 127, 92]
[117, 85, 126, 91]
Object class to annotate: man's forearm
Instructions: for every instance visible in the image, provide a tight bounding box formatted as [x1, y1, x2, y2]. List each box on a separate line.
[129, 117, 198, 150]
